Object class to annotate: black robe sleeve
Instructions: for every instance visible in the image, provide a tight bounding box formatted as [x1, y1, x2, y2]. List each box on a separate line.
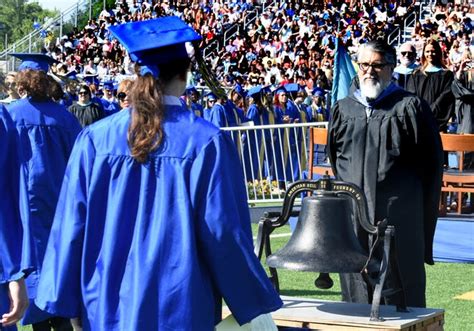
[406, 70, 455, 132]
[416, 98, 444, 264]
[452, 75, 474, 134]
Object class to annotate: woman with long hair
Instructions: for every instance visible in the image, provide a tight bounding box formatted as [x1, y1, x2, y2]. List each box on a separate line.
[36, 17, 281, 331]
[406, 38, 455, 132]
[7, 54, 82, 331]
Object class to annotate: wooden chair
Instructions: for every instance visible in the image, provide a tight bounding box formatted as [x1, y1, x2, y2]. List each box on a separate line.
[308, 127, 334, 178]
[440, 133, 474, 214]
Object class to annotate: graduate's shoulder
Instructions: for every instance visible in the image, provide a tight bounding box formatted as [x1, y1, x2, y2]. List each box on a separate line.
[161, 106, 225, 158]
[7, 98, 80, 129]
[83, 109, 130, 147]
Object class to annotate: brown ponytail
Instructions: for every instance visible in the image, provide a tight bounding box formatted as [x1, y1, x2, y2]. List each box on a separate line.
[128, 58, 190, 163]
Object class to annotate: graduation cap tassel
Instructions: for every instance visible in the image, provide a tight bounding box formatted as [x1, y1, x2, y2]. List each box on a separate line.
[192, 41, 228, 101]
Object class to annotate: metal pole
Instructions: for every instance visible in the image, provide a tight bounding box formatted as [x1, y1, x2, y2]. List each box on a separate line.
[89, 0, 92, 21]
[60, 13, 63, 40]
[103, 0, 106, 10]
[29, 33, 32, 52]
[75, 2, 79, 27]
[4, 34, 7, 72]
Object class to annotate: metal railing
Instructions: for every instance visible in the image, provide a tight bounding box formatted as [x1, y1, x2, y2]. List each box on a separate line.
[223, 23, 241, 48]
[0, 0, 94, 73]
[243, 10, 258, 30]
[202, 38, 221, 60]
[387, 27, 401, 46]
[263, 0, 278, 12]
[222, 122, 329, 204]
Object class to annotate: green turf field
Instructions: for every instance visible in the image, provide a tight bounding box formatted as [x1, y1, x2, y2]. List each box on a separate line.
[17, 224, 474, 331]
[256, 225, 474, 331]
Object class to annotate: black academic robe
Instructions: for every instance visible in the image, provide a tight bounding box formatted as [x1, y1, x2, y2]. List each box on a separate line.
[328, 87, 443, 308]
[406, 69, 455, 132]
[68, 102, 105, 128]
[452, 71, 474, 134]
[452, 71, 474, 169]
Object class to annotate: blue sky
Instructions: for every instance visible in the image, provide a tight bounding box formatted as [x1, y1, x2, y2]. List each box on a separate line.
[36, 0, 73, 12]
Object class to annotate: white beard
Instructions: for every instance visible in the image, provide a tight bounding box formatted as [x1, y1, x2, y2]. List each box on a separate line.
[400, 58, 413, 66]
[360, 78, 383, 100]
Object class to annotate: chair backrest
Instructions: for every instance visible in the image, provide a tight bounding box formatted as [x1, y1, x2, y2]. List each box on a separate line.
[441, 134, 474, 153]
[308, 127, 333, 177]
[440, 133, 474, 172]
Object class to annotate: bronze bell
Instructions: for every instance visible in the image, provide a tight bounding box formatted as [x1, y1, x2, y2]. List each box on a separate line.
[266, 190, 375, 273]
[254, 178, 407, 322]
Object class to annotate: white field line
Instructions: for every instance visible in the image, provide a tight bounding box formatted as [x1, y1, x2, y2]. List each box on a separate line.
[253, 232, 291, 240]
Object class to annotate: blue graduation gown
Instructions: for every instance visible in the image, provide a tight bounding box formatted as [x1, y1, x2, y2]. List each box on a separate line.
[7, 98, 82, 324]
[0, 106, 28, 331]
[207, 101, 242, 128]
[243, 104, 277, 181]
[190, 102, 203, 117]
[36, 99, 282, 331]
[273, 101, 302, 182]
[207, 102, 229, 128]
[99, 98, 120, 116]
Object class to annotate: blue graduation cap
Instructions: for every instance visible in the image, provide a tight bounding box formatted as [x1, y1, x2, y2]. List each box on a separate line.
[247, 86, 262, 99]
[64, 70, 78, 80]
[233, 84, 246, 97]
[312, 87, 326, 97]
[102, 81, 114, 91]
[9, 53, 57, 72]
[185, 86, 199, 95]
[206, 92, 217, 101]
[284, 83, 302, 93]
[261, 85, 272, 94]
[274, 86, 287, 96]
[82, 74, 100, 86]
[108, 17, 201, 66]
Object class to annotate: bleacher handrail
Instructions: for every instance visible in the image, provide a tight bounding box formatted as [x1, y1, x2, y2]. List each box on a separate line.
[223, 23, 240, 49]
[0, 0, 92, 72]
[243, 10, 258, 30]
[387, 27, 400, 46]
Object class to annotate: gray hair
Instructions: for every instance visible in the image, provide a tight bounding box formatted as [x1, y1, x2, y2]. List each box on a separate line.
[358, 41, 397, 65]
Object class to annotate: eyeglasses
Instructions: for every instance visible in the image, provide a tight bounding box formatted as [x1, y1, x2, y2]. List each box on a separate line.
[117, 92, 127, 100]
[208, 99, 216, 103]
[358, 62, 388, 72]
[78, 91, 88, 96]
[401, 51, 415, 56]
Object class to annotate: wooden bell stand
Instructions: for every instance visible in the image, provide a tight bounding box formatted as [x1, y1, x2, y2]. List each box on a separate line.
[223, 296, 444, 330]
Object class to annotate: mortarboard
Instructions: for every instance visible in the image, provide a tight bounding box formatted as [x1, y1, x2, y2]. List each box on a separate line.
[102, 81, 114, 90]
[312, 87, 326, 97]
[247, 86, 262, 99]
[64, 70, 78, 80]
[81, 74, 100, 86]
[206, 92, 217, 101]
[10, 53, 57, 72]
[185, 86, 198, 95]
[262, 86, 272, 94]
[108, 17, 201, 66]
[233, 84, 246, 96]
[274, 86, 287, 96]
[284, 83, 302, 93]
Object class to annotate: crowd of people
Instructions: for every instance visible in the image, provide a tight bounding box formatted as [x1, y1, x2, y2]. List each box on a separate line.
[0, 1, 472, 330]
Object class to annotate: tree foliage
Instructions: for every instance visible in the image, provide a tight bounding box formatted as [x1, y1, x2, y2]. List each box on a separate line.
[0, 0, 58, 52]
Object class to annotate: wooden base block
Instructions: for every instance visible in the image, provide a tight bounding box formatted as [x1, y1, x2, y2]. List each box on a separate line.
[223, 296, 444, 330]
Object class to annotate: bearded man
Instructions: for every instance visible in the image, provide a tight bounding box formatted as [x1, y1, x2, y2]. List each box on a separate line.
[328, 41, 443, 308]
